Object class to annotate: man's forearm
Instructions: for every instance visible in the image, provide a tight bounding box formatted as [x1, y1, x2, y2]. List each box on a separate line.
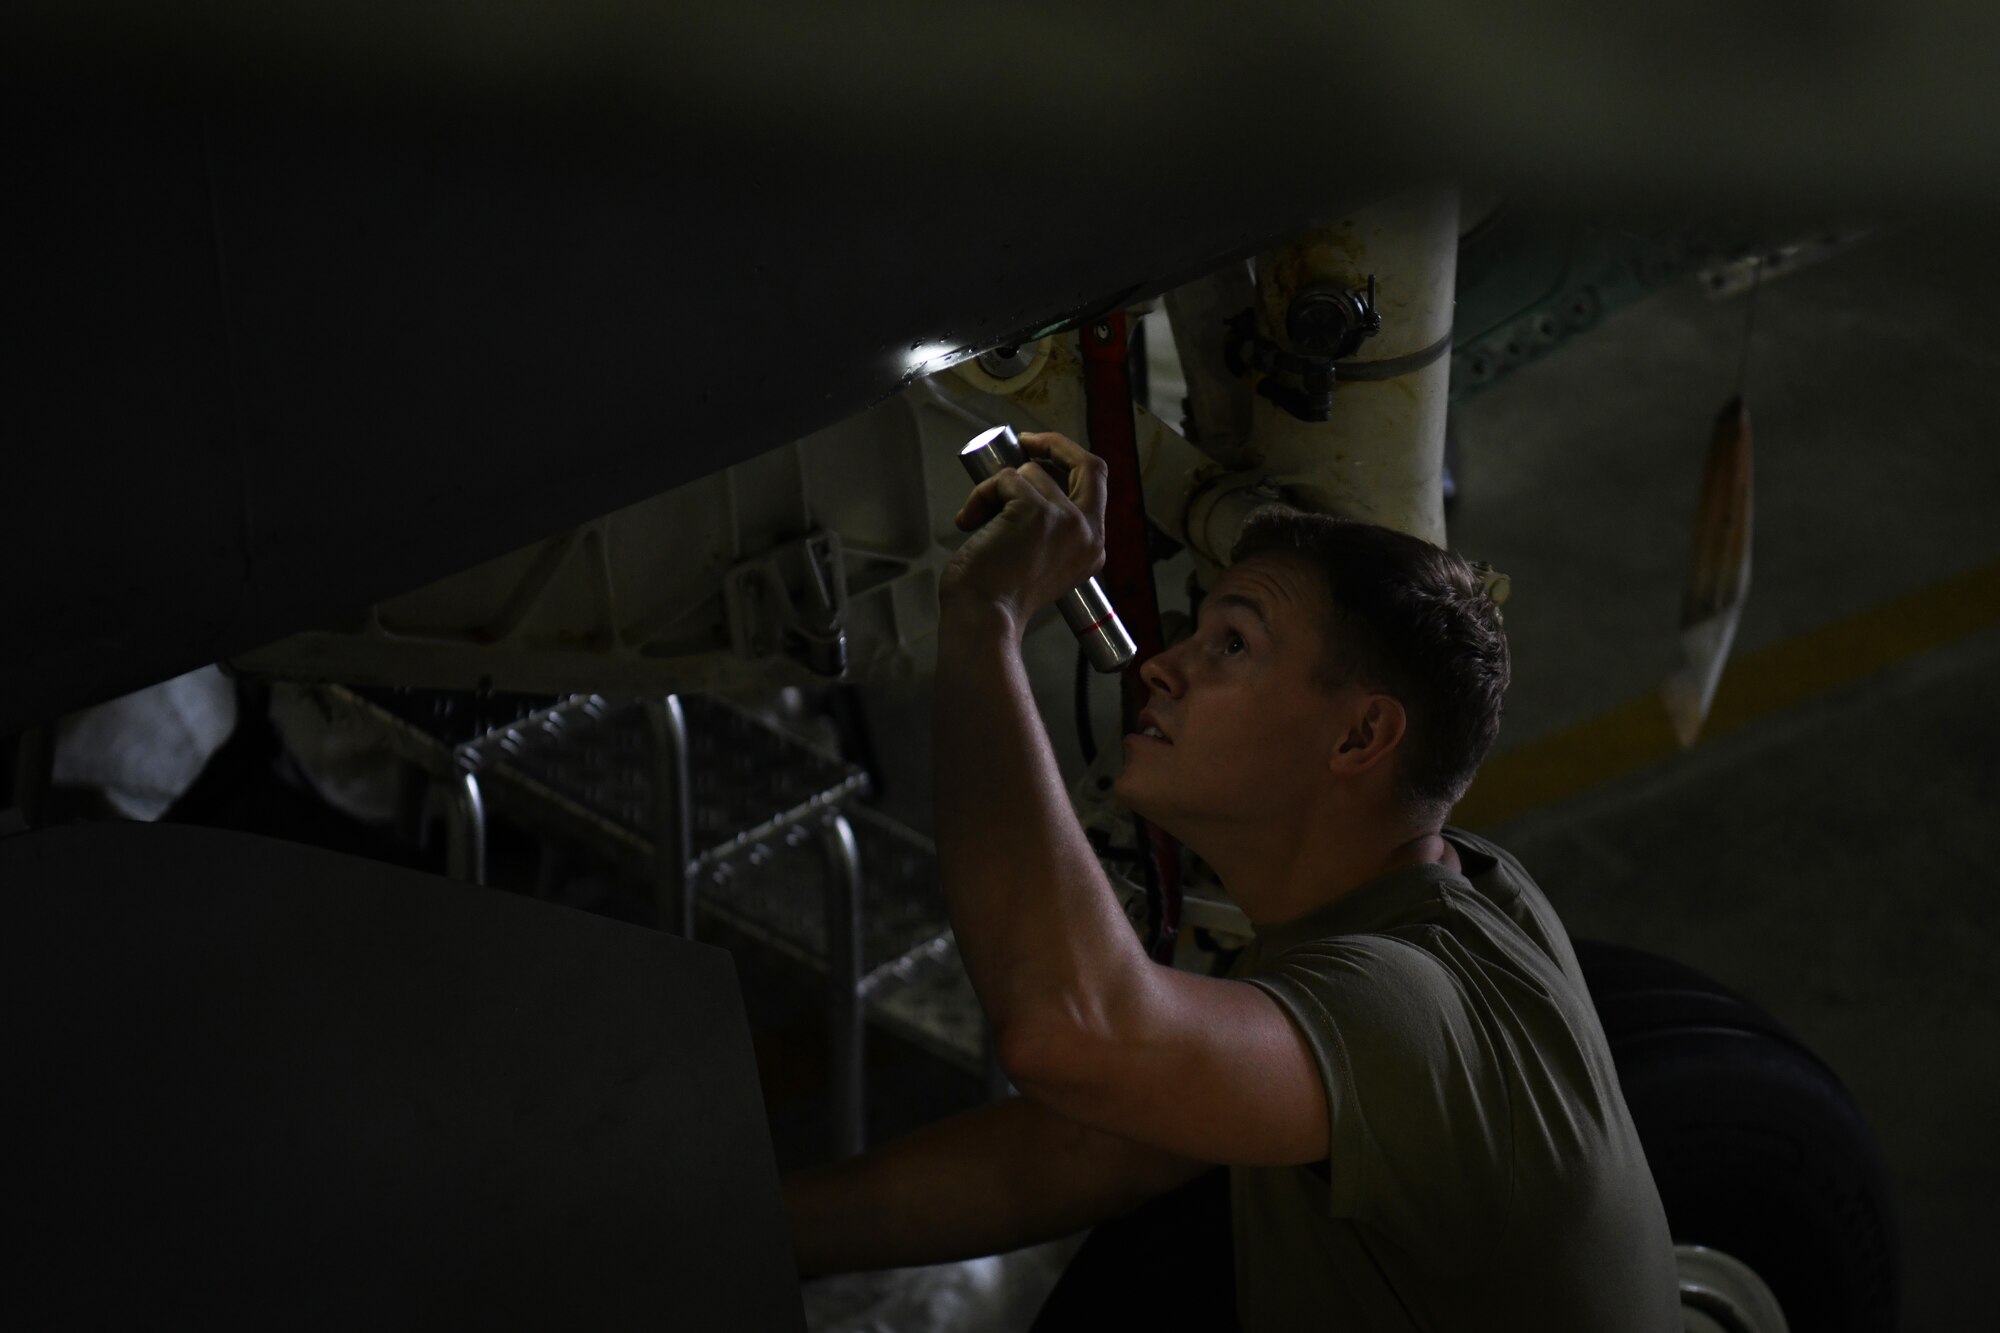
[784, 1099, 1066, 1277]
[784, 1095, 1197, 1278]
[930, 596, 1148, 1055]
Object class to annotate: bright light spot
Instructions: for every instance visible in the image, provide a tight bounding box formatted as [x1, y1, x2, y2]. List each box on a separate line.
[961, 425, 1014, 461]
[902, 340, 971, 378]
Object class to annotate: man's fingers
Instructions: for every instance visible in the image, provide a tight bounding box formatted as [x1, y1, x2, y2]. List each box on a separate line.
[1014, 460, 1070, 506]
[955, 469, 1034, 529]
[1019, 431, 1109, 523]
[954, 475, 1003, 529]
[1017, 431, 1092, 472]
[953, 448, 1110, 534]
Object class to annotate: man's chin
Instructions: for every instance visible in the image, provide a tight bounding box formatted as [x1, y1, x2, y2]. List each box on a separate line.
[1109, 780, 1176, 836]
[1108, 778, 1140, 818]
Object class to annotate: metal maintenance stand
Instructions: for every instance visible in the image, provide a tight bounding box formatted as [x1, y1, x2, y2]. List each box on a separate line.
[316, 685, 985, 1157]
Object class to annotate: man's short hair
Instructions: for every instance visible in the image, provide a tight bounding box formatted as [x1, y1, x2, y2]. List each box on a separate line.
[1228, 507, 1511, 820]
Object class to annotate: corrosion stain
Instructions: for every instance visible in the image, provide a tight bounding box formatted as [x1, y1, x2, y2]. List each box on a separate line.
[1260, 227, 1371, 343]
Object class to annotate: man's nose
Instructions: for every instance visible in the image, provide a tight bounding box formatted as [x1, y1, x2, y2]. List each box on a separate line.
[1139, 643, 1184, 699]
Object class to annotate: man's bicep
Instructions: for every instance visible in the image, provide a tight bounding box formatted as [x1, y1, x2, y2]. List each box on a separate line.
[1013, 968, 1333, 1169]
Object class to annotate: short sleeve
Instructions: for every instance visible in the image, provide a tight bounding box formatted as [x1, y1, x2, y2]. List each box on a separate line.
[1241, 932, 1514, 1252]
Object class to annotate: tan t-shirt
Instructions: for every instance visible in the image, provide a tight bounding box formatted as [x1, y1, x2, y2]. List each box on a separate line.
[1228, 826, 1681, 1331]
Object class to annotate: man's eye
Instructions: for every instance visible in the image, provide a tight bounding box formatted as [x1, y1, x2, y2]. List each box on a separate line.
[1223, 632, 1246, 655]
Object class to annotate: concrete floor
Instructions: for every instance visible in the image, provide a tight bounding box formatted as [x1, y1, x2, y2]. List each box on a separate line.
[1442, 219, 2000, 1332]
[1449, 222, 2000, 746]
[1485, 623, 1999, 1332]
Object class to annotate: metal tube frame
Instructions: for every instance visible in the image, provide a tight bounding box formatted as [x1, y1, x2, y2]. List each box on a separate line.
[820, 810, 865, 1158]
[440, 759, 487, 886]
[643, 696, 695, 938]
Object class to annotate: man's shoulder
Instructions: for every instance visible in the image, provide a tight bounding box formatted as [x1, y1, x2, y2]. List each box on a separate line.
[1435, 826, 1604, 1021]
[1441, 824, 1535, 886]
[1442, 826, 1568, 932]
[1242, 828, 1575, 1004]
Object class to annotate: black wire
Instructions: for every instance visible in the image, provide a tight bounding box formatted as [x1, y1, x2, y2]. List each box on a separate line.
[1085, 835, 1145, 865]
[1195, 928, 1246, 978]
[1075, 644, 1097, 765]
[1127, 315, 1151, 413]
[826, 685, 884, 801]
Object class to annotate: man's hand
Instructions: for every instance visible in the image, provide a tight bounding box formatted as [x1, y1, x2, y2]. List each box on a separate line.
[939, 430, 1110, 632]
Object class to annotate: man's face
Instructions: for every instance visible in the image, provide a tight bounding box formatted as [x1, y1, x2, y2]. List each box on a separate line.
[1111, 554, 1343, 836]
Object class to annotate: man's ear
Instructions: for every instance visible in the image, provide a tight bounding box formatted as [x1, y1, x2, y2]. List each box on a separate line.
[1329, 693, 1408, 777]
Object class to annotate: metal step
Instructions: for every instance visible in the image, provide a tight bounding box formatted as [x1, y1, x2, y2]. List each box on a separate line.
[321, 685, 986, 1072]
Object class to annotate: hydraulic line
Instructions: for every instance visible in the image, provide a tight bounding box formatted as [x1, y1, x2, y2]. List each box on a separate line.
[1080, 312, 1182, 965]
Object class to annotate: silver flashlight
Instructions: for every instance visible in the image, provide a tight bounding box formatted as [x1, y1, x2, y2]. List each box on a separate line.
[959, 424, 1137, 673]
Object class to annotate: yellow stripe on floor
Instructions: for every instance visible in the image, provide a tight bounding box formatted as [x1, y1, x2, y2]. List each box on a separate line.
[1453, 559, 2000, 830]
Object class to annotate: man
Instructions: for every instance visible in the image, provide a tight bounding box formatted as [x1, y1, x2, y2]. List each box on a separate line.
[784, 430, 1681, 1330]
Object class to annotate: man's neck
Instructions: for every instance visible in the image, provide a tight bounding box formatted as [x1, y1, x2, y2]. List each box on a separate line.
[1196, 815, 1459, 929]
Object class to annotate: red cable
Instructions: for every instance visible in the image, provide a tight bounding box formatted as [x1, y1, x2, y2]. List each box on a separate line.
[1079, 313, 1183, 965]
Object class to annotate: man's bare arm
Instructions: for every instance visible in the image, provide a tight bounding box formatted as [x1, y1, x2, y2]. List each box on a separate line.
[782, 1095, 1208, 1278]
[927, 429, 1332, 1168]
[930, 596, 1153, 1057]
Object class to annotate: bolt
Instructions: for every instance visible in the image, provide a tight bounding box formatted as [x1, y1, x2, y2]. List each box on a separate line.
[975, 343, 1038, 380]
